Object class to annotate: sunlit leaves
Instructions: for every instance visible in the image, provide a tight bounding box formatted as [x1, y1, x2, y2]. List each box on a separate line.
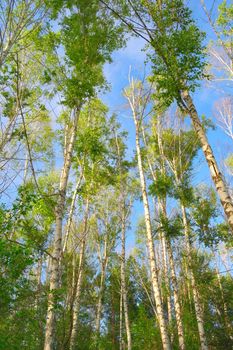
[141, 0, 207, 108]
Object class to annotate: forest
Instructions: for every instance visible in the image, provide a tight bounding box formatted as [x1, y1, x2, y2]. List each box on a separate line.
[0, 0, 232, 349]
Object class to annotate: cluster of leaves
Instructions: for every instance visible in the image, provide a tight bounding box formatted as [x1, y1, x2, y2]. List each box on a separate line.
[142, 0, 207, 108]
[158, 213, 183, 238]
[189, 188, 228, 247]
[148, 172, 173, 199]
[172, 175, 194, 206]
[217, 1, 233, 41]
[45, 0, 125, 106]
[0, 186, 37, 233]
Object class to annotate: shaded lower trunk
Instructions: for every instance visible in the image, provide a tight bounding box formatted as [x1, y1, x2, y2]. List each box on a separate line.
[216, 267, 233, 340]
[69, 239, 86, 349]
[69, 199, 89, 349]
[166, 239, 185, 350]
[95, 261, 107, 336]
[159, 200, 185, 350]
[120, 205, 132, 350]
[44, 108, 80, 350]
[134, 122, 171, 350]
[181, 204, 208, 350]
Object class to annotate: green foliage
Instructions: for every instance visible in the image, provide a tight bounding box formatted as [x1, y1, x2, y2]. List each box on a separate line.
[145, 0, 207, 108]
[75, 100, 109, 162]
[217, 1, 233, 39]
[158, 213, 183, 238]
[157, 127, 200, 180]
[188, 186, 232, 247]
[0, 186, 37, 233]
[46, 0, 125, 106]
[225, 153, 233, 171]
[0, 2, 232, 349]
[148, 172, 173, 198]
[131, 305, 161, 350]
[190, 187, 222, 247]
[172, 175, 194, 207]
[0, 237, 41, 350]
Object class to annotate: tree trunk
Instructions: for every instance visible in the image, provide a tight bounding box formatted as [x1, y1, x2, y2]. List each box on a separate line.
[121, 202, 132, 350]
[166, 238, 185, 350]
[69, 199, 89, 349]
[95, 258, 107, 336]
[182, 91, 233, 232]
[44, 108, 80, 350]
[69, 240, 85, 349]
[216, 267, 233, 340]
[119, 291, 123, 350]
[35, 255, 42, 309]
[160, 231, 173, 330]
[181, 204, 208, 350]
[154, 116, 185, 348]
[159, 199, 185, 350]
[134, 120, 171, 350]
[63, 171, 83, 254]
[111, 292, 116, 348]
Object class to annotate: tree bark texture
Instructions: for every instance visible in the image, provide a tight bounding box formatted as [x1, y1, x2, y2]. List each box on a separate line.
[181, 204, 208, 350]
[44, 108, 80, 350]
[182, 91, 233, 232]
[134, 119, 171, 350]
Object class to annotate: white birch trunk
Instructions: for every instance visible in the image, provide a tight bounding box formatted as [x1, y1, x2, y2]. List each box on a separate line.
[121, 204, 132, 350]
[35, 255, 42, 310]
[166, 238, 185, 350]
[216, 267, 233, 340]
[44, 108, 80, 350]
[134, 121, 171, 350]
[69, 199, 89, 349]
[156, 116, 185, 349]
[95, 257, 108, 335]
[159, 200, 185, 350]
[63, 171, 83, 254]
[119, 290, 123, 350]
[69, 240, 85, 349]
[182, 91, 233, 232]
[125, 81, 171, 349]
[160, 231, 173, 327]
[181, 204, 208, 350]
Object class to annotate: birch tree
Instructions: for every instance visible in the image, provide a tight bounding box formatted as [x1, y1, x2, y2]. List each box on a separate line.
[114, 129, 133, 350]
[160, 122, 209, 350]
[43, 2, 123, 348]
[102, 0, 233, 232]
[124, 78, 172, 350]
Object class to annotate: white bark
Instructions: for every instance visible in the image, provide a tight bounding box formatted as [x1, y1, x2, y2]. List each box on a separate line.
[62, 170, 84, 254]
[182, 91, 233, 232]
[156, 118, 185, 349]
[35, 255, 42, 310]
[134, 120, 171, 350]
[44, 108, 80, 350]
[142, 123, 172, 337]
[95, 255, 108, 336]
[166, 238, 185, 350]
[69, 199, 89, 349]
[69, 242, 85, 349]
[124, 81, 171, 349]
[216, 266, 233, 340]
[121, 203, 132, 350]
[114, 129, 132, 350]
[181, 205, 208, 350]
[119, 291, 123, 350]
[160, 231, 173, 328]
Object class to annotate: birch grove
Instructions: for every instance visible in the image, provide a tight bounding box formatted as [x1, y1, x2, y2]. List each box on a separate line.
[0, 1, 233, 350]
